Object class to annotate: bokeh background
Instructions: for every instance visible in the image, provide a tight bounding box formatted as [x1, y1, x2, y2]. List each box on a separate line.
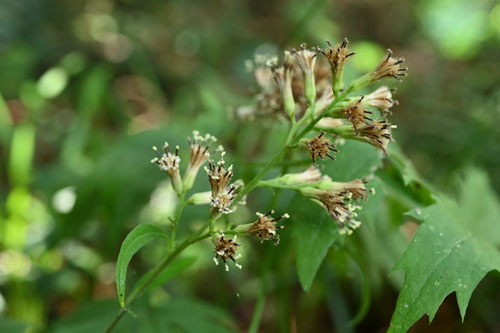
[1, 0, 499, 332]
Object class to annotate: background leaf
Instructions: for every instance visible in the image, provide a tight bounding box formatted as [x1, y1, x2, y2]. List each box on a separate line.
[48, 298, 236, 333]
[321, 140, 382, 181]
[289, 194, 341, 291]
[116, 224, 168, 308]
[388, 168, 500, 332]
[130, 256, 196, 297]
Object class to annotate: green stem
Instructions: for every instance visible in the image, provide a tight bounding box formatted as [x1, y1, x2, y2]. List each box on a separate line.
[105, 231, 211, 333]
[170, 192, 187, 248]
[248, 271, 268, 333]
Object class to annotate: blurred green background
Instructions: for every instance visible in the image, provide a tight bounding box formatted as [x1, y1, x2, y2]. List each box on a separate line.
[0, 0, 499, 332]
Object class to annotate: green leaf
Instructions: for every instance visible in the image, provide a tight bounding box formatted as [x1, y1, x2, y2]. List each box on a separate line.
[388, 168, 500, 332]
[0, 317, 27, 333]
[130, 256, 196, 298]
[48, 298, 236, 333]
[386, 143, 422, 186]
[116, 224, 168, 308]
[289, 195, 341, 291]
[321, 140, 382, 181]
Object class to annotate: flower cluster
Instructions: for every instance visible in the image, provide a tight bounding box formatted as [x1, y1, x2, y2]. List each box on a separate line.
[263, 168, 369, 235]
[236, 44, 334, 121]
[151, 130, 218, 194]
[149, 37, 409, 274]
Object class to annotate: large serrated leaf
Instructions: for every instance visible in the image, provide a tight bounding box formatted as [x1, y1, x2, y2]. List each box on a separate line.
[388, 168, 500, 332]
[289, 195, 341, 291]
[116, 224, 168, 308]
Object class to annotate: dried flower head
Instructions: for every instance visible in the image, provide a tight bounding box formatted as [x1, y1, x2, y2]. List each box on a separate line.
[356, 120, 395, 154]
[365, 86, 398, 113]
[206, 153, 239, 216]
[350, 49, 407, 91]
[213, 234, 242, 271]
[206, 155, 233, 198]
[151, 142, 183, 193]
[306, 131, 339, 165]
[341, 96, 374, 135]
[313, 178, 369, 201]
[318, 38, 355, 78]
[300, 187, 362, 235]
[372, 49, 408, 83]
[183, 131, 217, 190]
[337, 179, 369, 200]
[248, 210, 290, 244]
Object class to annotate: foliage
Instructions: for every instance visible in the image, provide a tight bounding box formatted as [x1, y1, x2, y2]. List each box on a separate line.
[1, 0, 499, 332]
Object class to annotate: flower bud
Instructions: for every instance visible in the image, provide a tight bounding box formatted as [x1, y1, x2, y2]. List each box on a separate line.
[272, 51, 296, 119]
[293, 44, 317, 105]
[186, 191, 211, 205]
[261, 166, 324, 188]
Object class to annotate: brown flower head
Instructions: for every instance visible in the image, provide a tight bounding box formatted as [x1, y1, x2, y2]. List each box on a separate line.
[300, 187, 362, 235]
[248, 210, 290, 244]
[372, 49, 407, 83]
[365, 86, 398, 113]
[205, 153, 239, 215]
[356, 120, 395, 154]
[307, 131, 339, 165]
[341, 96, 374, 135]
[213, 234, 242, 271]
[206, 156, 233, 198]
[337, 179, 369, 200]
[318, 38, 355, 77]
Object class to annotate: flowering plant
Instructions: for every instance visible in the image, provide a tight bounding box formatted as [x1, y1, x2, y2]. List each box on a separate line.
[106, 38, 500, 333]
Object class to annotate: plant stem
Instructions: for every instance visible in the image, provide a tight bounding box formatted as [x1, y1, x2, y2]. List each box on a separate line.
[105, 231, 211, 333]
[106, 87, 353, 333]
[248, 270, 268, 333]
[170, 191, 187, 248]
